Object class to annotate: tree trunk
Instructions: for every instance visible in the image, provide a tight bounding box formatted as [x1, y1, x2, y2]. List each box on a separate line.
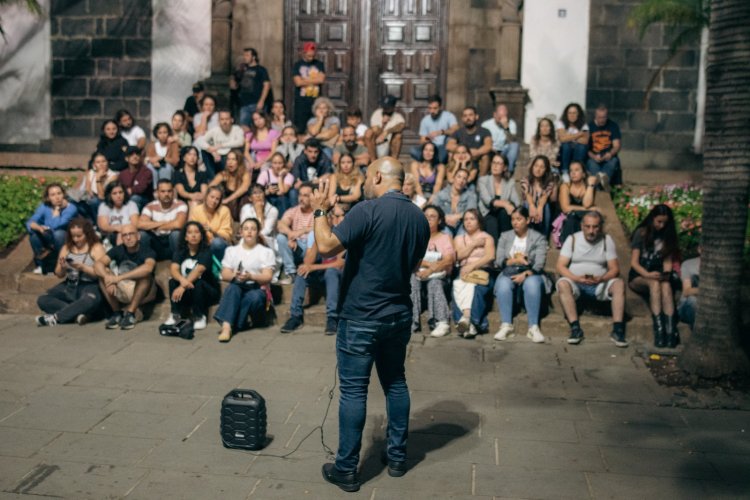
[680, 0, 750, 378]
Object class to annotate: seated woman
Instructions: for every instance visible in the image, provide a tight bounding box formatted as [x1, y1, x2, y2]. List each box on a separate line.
[189, 186, 233, 260]
[328, 153, 363, 206]
[403, 173, 427, 208]
[270, 100, 293, 132]
[553, 161, 598, 248]
[555, 103, 589, 182]
[76, 152, 118, 222]
[410, 205, 456, 337]
[306, 97, 340, 158]
[209, 148, 250, 221]
[35, 217, 105, 326]
[145, 122, 180, 188]
[521, 155, 557, 237]
[256, 152, 295, 216]
[477, 152, 520, 241]
[434, 168, 478, 234]
[244, 110, 280, 176]
[27, 183, 78, 274]
[493, 207, 548, 344]
[97, 181, 140, 247]
[410, 141, 445, 205]
[452, 209, 496, 338]
[170, 110, 192, 148]
[214, 217, 276, 342]
[276, 125, 304, 169]
[239, 184, 280, 268]
[165, 221, 220, 331]
[192, 95, 218, 138]
[174, 146, 209, 209]
[445, 144, 477, 185]
[529, 117, 560, 176]
[628, 204, 680, 349]
[96, 119, 128, 172]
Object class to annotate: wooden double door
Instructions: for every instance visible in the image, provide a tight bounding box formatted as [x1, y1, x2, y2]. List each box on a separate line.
[284, 0, 448, 134]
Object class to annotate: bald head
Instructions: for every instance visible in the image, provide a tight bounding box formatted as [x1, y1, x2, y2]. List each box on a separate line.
[364, 156, 404, 199]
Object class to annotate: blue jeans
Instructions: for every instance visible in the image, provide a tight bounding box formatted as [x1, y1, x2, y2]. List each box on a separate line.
[494, 274, 543, 327]
[586, 157, 620, 180]
[525, 202, 551, 237]
[213, 282, 266, 331]
[209, 237, 229, 261]
[501, 142, 520, 174]
[559, 142, 588, 174]
[201, 151, 227, 178]
[335, 311, 412, 473]
[146, 162, 175, 189]
[139, 230, 181, 261]
[678, 296, 697, 330]
[28, 228, 67, 267]
[239, 103, 258, 128]
[409, 143, 448, 164]
[276, 232, 309, 275]
[289, 268, 341, 319]
[452, 278, 494, 331]
[266, 193, 293, 218]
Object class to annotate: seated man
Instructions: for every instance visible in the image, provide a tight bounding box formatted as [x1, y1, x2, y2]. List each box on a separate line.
[344, 107, 368, 142]
[555, 210, 628, 347]
[276, 183, 315, 283]
[119, 146, 153, 210]
[677, 250, 700, 333]
[433, 168, 477, 234]
[137, 179, 187, 261]
[481, 103, 520, 174]
[280, 203, 348, 335]
[333, 125, 370, 169]
[365, 95, 406, 160]
[291, 138, 333, 188]
[586, 104, 621, 191]
[94, 224, 157, 330]
[116, 109, 147, 150]
[446, 106, 493, 177]
[411, 94, 458, 164]
[195, 109, 245, 177]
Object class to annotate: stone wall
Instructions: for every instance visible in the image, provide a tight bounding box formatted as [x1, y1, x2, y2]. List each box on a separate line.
[587, 0, 701, 168]
[50, 0, 152, 138]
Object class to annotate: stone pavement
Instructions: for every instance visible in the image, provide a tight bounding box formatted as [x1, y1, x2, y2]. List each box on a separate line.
[0, 313, 748, 499]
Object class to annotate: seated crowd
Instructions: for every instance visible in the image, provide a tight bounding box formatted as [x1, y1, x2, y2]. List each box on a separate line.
[28, 43, 692, 348]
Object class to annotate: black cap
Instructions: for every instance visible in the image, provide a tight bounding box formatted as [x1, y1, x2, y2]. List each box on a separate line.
[381, 94, 397, 111]
[124, 146, 141, 157]
[192, 82, 205, 93]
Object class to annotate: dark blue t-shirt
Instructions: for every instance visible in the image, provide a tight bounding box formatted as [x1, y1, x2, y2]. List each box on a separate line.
[332, 191, 430, 320]
[588, 119, 621, 155]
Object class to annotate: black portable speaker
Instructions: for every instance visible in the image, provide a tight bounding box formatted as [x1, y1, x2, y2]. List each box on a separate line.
[220, 389, 267, 450]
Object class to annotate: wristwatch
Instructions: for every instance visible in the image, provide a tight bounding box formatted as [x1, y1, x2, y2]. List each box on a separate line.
[314, 209, 327, 218]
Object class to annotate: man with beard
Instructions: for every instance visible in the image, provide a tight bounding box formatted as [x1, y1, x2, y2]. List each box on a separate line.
[230, 47, 271, 131]
[365, 95, 406, 160]
[115, 109, 146, 150]
[137, 179, 187, 261]
[333, 125, 369, 168]
[481, 103, 520, 174]
[410, 94, 458, 164]
[446, 106, 493, 177]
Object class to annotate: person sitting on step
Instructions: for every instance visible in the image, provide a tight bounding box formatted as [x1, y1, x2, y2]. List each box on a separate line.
[27, 182, 78, 275]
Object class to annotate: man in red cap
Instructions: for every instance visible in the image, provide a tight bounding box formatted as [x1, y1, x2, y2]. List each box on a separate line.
[292, 42, 326, 135]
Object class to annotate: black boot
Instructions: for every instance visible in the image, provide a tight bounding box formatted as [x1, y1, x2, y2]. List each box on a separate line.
[652, 314, 666, 348]
[665, 314, 680, 348]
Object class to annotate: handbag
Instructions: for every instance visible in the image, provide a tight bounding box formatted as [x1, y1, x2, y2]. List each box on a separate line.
[463, 269, 490, 286]
[159, 319, 194, 340]
[501, 264, 530, 277]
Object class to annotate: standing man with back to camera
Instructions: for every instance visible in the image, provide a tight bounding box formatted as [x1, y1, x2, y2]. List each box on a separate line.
[312, 157, 430, 492]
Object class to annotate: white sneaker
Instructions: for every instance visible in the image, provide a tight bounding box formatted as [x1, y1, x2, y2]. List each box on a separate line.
[164, 313, 179, 326]
[193, 315, 207, 330]
[456, 317, 470, 335]
[33, 266, 43, 275]
[278, 273, 295, 285]
[598, 172, 611, 192]
[494, 323, 514, 341]
[561, 172, 571, 184]
[430, 321, 450, 338]
[464, 323, 477, 339]
[527, 325, 545, 343]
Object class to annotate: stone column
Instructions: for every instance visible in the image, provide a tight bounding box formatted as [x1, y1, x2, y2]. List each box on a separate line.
[499, 0, 522, 81]
[207, 0, 233, 106]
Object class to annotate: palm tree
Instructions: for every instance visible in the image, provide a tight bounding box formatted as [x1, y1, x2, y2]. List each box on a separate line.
[679, 0, 750, 378]
[0, 0, 41, 39]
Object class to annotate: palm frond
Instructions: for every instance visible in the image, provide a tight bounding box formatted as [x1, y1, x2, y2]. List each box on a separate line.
[628, 0, 709, 43]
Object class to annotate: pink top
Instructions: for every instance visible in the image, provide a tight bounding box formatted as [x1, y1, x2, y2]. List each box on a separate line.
[426, 233, 456, 260]
[457, 231, 491, 267]
[246, 129, 280, 164]
[256, 167, 294, 187]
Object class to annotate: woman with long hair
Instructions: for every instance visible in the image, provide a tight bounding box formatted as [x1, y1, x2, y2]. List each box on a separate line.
[27, 183, 79, 274]
[270, 99, 293, 132]
[209, 148, 251, 221]
[256, 151, 295, 216]
[328, 153, 363, 206]
[166, 221, 221, 331]
[520, 155, 557, 237]
[402, 173, 427, 208]
[445, 144, 477, 185]
[174, 146, 209, 209]
[629, 204, 680, 348]
[145, 122, 180, 187]
[477, 152, 520, 240]
[410, 141, 445, 204]
[95, 119, 128, 171]
[529, 117, 560, 174]
[214, 217, 276, 342]
[189, 185, 233, 260]
[555, 103, 589, 181]
[244, 110, 280, 173]
[553, 161, 598, 248]
[35, 217, 105, 326]
[239, 184, 280, 269]
[97, 181, 140, 247]
[192, 95, 218, 137]
[76, 151, 118, 221]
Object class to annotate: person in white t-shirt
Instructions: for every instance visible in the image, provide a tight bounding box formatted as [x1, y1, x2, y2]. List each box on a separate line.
[136, 180, 188, 261]
[365, 95, 406, 160]
[214, 217, 276, 342]
[555, 103, 590, 182]
[115, 109, 146, 150]
[555, 210, 627, 347]
[97, 181, 140, 247]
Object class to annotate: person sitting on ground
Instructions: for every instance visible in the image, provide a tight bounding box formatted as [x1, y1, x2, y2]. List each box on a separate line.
[209, 148, 250, 221]
[529, 117, 560, 176]
[402, 173, 427, 209]
[306, 97, 340, 158]
[477, 152, 520, 241]
[174, 146, 209, 209]
[170, 110, 192, 148]
[344, 107, 368, 141]
[76, 151, 118, 221]
[493, 206, 548, 344]
[555, 210, 628, 347]
[239, 184, 280, 267]
[214, 217, 276, 342]
[410, 141, 445, 205]
[328, 153, 363, 206]
[27, 182, 78, 274]
[96, 119, 129, 172]
[276, 125, 304, 169]
[481, 103, 520, 174]
[434, 168, 478, 234]
[270, 99, 293, 132]
[291, 138, 333, 188]
[553, 161, 598, 248]
[94, 223, 157, 330]
[196, 109, 245, 177]
[445, 144, 478, 185]
[677, 248, 700, 332]
[411, 94, 458, 164]
[244, 110, 280, 176]
[365, 95, 406, 160]
[628, 204, 680, 349]
[332, 125, 369, 169]
[165, 221, 221, 331]
[145, 122, 180, 188]
[192, 94, 219, 138]
[189, 185, 233, 260]
[115, 109, 146, 150]
[410, 205, 456, 338]
[521, 155, 557, 237]
[446, 106, 493, 177]
[275, 183, 315, 283]
[35, 217, 105, 327]
[280, 203, 349, 335]
[137, 179, 187, 261]
[586, 104, 621, 191]
[183, 82, 204, 133]
[118, 146, 153, 210]
[556, 102, 589, 183]
[257, 152, 295, 216]
[97, 181, 139, 247]
[452, 209, 495, 339]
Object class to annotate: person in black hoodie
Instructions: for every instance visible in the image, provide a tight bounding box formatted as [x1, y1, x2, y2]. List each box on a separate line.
[96, 120, 129, 172]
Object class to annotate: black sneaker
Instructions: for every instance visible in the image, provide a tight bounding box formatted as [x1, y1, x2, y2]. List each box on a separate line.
[75, 314, 88, 326]
[380, 451, 407, 477]
[280, 316, 303, 333]
[567, 325, 584, 345]
[105, 312, 123, 329]
[324, 318, 338, 336]
[119, 311, 136, 330]
[610, 330, 629, 348]
[321, 463, 360, 493]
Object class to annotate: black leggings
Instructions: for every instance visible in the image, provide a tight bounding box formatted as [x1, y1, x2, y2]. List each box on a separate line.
[37, 281, 102, 323]
[484, 209, 513, 241]
[168, 278, 220, 317]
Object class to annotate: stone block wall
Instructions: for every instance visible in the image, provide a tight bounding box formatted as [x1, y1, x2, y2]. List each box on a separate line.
[50, 0, 152, 138]
[587, 0, 701, 167]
